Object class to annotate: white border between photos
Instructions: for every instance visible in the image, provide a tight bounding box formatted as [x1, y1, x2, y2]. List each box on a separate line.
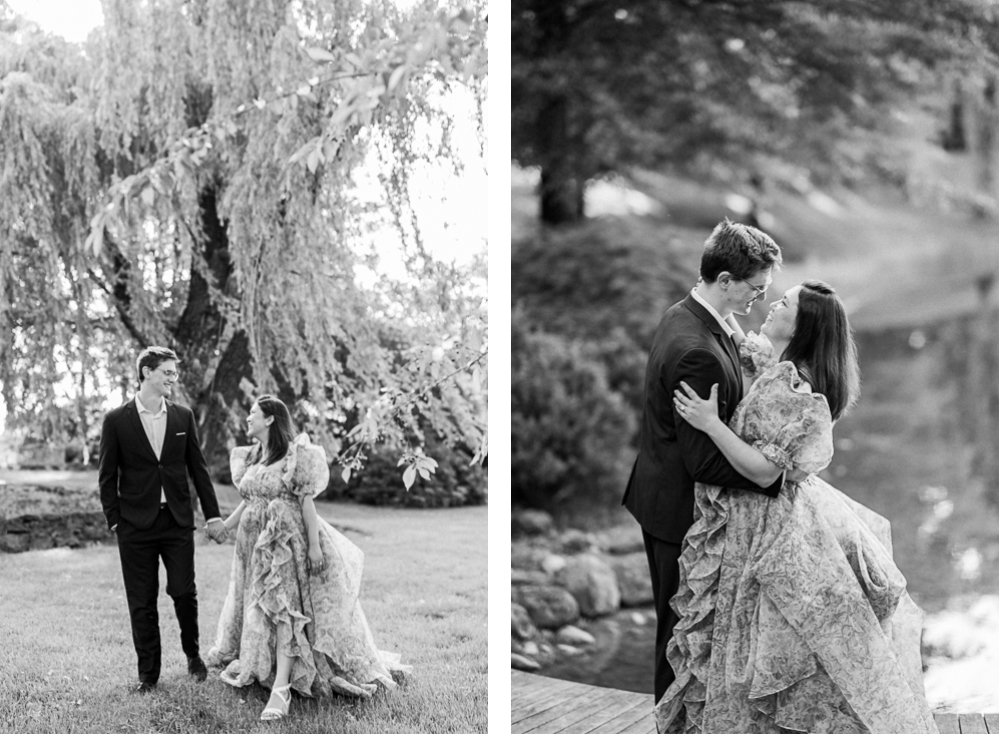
[487, 3, 512, 732]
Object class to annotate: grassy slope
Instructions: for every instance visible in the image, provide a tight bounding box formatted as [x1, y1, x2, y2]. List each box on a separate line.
[0, 500, 487, 734]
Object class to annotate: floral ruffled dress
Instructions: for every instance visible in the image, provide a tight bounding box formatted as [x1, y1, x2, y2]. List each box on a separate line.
[655, 333, 935, 734]
[206, 435, 410, 697]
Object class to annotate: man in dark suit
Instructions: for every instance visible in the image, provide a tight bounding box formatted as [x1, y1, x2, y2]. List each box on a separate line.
[622, 220, 784, 703]
[99, 346, 228, 693]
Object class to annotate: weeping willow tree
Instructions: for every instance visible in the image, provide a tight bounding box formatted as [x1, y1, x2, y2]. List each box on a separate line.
[0, 0, 487, 484]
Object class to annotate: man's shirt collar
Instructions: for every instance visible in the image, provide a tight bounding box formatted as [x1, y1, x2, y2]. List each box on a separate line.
[691, 287, 735, 338]
[135, 394, 167, 416]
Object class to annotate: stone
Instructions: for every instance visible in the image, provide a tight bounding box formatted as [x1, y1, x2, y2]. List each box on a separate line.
[540, 554, 567, 576]
[559, 529, 594, 554]
[0, 484, 113, 553]
[609, 552, 655, 607]
[522, 641, 539, 656]
[513, 584, 580, 629]
[555, 625, 596, 646]
[512, 509, 554, 537]
[595, 525, 645, 555]
[511, 603, 538, 641]
[512, 568, 548, 586]
[555, 554, 621, 617]
[511, 544, 548, 570]
[511, 652, 540, 672]
[556, 643, 584, 656]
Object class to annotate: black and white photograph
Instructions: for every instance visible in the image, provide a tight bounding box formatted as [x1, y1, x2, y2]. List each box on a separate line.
[0, 0, 488, 731]
[511, 2, 999, 733]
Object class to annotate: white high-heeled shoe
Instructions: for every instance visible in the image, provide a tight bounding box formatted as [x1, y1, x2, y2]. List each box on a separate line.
[260, 683, 292, 721]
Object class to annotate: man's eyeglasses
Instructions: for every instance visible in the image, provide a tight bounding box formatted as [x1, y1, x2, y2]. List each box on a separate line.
[741, 280, 769, 296]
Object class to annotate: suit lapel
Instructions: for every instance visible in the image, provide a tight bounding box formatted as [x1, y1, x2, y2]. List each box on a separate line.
[683, 295, 742, 396]
[163, 401, 183, 457]
[126, 399, 159, 462]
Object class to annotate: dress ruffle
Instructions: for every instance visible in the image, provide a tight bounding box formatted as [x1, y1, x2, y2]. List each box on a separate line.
[656, 479, 936, 734]
[656, 352, 934, 734]
[208, 437, 411, 699]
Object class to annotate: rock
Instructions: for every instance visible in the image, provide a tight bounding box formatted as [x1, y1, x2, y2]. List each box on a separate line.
[522, 641, 539, 656]
[630, 611, 648, 626]
[511, 652, 540, 672]
[513, 584, 580, 629]
[534, 642, 557, 666]
[609, 552, 654, 607]
[512, 568, 548, 586]
[511, 544, 549, 570]
[0, 484, 113, 553]
[512, 509, 554, 537]
[595, 525, 645, 555]
[540, 554, 567, 576]
[511, 603, 538, 641]
[556, 625, 596, 646]
[555, 554, 621, 617]
[556, 643, 584, 656]
[559, 529, 594, 554]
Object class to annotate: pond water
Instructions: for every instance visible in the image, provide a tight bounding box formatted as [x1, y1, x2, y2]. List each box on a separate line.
[540, 313, 1000, 712]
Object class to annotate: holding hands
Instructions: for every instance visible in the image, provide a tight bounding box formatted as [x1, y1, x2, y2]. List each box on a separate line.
[205, 520, 229, 544]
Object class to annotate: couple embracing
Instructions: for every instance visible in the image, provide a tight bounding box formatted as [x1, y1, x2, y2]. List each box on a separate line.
[623, 221, 937, 733]
[98, 347, 408, 721]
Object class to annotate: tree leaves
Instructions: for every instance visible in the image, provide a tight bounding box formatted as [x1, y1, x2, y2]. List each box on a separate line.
[2, 1, 488, 488]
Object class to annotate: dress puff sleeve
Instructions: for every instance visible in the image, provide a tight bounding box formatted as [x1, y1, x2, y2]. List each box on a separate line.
[281, 434, 331, 498]
[739, 330, 778, 384]
[229, 446, 256, 487]
[745, 362, 834, 477]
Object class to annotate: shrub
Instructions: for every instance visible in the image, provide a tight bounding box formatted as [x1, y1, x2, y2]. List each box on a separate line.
[511, 317, 637, 515]
[324, 437, 487, 508]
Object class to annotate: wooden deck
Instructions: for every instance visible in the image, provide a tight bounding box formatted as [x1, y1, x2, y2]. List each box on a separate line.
[511, 670, 999, 734]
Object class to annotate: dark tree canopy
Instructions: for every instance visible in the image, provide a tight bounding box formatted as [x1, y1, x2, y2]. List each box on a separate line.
[0, 0, 488, 485]
[512, 0, 998, 223]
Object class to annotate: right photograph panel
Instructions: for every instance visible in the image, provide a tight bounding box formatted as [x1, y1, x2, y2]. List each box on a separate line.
[510, 3, 1000, 732]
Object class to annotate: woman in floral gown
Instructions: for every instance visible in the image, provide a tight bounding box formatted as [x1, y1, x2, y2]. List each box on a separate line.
[659, 281, 935, 734]
[206, 395, 409, 721]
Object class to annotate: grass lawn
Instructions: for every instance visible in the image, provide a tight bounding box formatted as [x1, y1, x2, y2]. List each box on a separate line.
[0, 501, 487, 734]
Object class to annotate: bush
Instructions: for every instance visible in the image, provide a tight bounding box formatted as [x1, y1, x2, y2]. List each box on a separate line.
[325, 438, 487, 508]
[511, 317, 637, 515]
[512, 216, 697, 420]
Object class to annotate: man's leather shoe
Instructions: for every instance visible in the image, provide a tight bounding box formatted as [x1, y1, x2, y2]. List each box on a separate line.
[188, 656, 208, 682]
[131, 681, 157, 694]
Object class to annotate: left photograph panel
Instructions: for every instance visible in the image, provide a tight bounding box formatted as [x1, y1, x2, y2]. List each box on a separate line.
[0, 0, 488, 731]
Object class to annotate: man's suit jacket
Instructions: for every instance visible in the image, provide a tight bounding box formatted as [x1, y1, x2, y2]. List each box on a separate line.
[623, 294, 782, 544]
[98, 398, 221, 531]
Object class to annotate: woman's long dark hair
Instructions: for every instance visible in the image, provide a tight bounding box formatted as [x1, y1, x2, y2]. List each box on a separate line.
[780, 281, 860, 421]
[248, 394, 297, 466]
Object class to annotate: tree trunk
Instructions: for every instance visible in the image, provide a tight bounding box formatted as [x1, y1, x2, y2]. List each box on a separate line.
[173, 184, 255, 480]
[538, 94, 585, 225]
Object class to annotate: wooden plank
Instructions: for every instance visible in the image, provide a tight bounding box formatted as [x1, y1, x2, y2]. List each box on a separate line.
[511, 672, 581, 710]
[551, 692, 652, 734]
[583, 698, 655, 734]
[513, 669, 553, 692]
[512, 670, 579, 696]
[985, 713, 999, 734]
[610, 711, 659, 734]
[512, 679, 595, 724]
[514, 684, 635, 734]
[959, 714, 989, 734]
[935, 713, 961, 734]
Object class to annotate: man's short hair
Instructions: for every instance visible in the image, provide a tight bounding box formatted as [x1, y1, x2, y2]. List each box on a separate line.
[136, 346, 180, 384]
[700, 219, 782, 283]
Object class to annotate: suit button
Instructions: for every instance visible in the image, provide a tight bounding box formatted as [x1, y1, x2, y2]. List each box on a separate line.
[158, 464, 163, 468]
